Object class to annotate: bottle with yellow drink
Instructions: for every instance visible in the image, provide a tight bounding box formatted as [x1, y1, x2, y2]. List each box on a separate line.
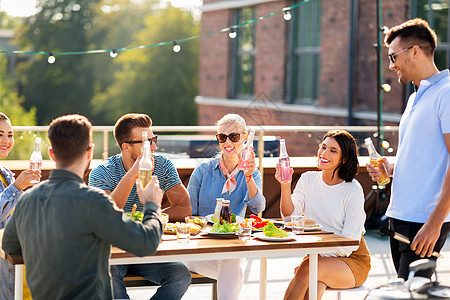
[139, 139, 153, 189]
[365, 137, 390, 186]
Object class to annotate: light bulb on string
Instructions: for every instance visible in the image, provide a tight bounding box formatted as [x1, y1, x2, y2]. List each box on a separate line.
[228, 28, 237, 39]
[380, 26, 389, 34]
[172, 40, 181, 53]
[47, 52, 56, 64]
[381, 83, 391, 92]
[282, 8, 292, 21]
[110, 49, 118, 58]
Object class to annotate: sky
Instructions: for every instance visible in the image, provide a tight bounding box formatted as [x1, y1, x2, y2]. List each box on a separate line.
[0, 0, 203, 17]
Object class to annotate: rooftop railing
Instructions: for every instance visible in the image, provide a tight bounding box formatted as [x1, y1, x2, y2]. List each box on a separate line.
[10, 125, 399, 176]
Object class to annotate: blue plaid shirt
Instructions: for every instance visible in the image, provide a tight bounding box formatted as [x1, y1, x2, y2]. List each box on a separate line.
[89, 153, 181, 212]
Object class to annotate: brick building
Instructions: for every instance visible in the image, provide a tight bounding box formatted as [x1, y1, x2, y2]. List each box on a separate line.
[196, 0, 449, 156]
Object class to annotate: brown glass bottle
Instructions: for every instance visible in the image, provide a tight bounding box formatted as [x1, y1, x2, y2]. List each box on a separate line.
[220, 200, 231, 224]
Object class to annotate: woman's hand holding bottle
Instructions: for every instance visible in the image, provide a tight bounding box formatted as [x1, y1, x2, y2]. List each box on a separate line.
[13, 169, 41, 191]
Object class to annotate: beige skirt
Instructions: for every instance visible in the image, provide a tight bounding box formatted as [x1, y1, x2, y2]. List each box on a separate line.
[303, 236, 371, 287]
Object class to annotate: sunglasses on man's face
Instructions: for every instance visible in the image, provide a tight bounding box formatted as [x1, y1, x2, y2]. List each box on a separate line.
[215, 132, 241, 143]
[124, 134, 158, 145]
[388, 45, 414, 64]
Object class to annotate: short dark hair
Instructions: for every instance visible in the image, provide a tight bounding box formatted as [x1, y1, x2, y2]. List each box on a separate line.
[114, 113, 152, 148]
[0, 112, 11, 122]
[48, 114, 92, 166]
[384, 18, 437, 56]
[322, 129, 359, 182]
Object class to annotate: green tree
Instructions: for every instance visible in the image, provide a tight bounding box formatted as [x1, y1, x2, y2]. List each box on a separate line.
[14, 0, 101, 125]
[91, 5, 199, 125]
[0, 56, 38, 159]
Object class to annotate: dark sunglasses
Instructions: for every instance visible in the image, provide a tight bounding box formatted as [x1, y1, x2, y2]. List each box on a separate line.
[388, 45, 414, 64]
[215, 132, 241, 143]
[124, 134, 158, 145]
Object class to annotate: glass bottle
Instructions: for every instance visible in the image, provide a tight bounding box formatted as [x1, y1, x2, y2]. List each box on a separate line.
[278, 139, 292, 183]
[138, 140, 153, 189]
[238, 129, 255, 171]
[140, 131, 148, 157]
[365, 137, 390, 186]
[29, 137, 42, 184]
[214, 198, 224, 221]
[220, 200, 231, 224]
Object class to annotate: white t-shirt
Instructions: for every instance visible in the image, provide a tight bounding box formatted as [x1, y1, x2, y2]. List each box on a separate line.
[285, 171, 366, 257]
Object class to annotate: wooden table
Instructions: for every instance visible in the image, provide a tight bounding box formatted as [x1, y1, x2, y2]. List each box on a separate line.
[2, 230, 358, 300]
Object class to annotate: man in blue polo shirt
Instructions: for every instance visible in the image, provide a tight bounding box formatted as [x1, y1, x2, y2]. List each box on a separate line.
[89, 113, 191, 299]
[367, 19, 450, 280]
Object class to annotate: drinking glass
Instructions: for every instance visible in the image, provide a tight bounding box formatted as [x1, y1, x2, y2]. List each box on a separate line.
[291, 215, 305, 234]
[176, 223, 190, 243]
[239, 219, 252, 241]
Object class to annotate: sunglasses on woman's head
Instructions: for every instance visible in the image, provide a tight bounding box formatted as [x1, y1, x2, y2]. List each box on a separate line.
[215, 132, 241, 143]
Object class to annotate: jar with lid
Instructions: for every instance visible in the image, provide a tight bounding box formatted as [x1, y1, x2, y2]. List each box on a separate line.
[220, 200, 231, 224]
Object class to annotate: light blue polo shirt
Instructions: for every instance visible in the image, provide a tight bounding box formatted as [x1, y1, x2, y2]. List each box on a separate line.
[89, 153, 181, 213]
[387, 70, 450, 223]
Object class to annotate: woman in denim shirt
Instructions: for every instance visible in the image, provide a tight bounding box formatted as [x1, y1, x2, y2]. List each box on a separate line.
[0, 112, 41, 299]
[186, 113, 266, 300]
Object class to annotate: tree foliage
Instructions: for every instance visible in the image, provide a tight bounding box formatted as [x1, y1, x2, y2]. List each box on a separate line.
[12, 0, 199, 126]
[91, 5, 199, 125]
[0, 56, 38, 159]
[14, 0, 101, 124]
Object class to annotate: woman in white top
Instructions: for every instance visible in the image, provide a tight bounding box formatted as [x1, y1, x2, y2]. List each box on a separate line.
[277, 129, 370, 300]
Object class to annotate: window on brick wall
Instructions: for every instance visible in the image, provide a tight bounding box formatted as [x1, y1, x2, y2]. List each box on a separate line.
[411, 0, 449, 69]
[230, 7, 255, 99]
[288, 0, 322, 105]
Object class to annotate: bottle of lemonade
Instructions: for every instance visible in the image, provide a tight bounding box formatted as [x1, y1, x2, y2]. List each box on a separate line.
[365, 137, 390, 186]
[29, 137, 42, 184]
[278, 139, 292, 183]
[138, 140, 153, 189]
[238, 129, 255, 171]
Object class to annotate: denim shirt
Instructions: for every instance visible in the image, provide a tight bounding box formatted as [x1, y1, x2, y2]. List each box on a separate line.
[187, 157, 266, 217]
[0, 166, 21, 300]
[0, 166, 22, 228]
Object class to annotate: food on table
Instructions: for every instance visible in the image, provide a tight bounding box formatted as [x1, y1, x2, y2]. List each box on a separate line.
[263, 223, 288, 237]
[249, 215, 270, 229]
[164, 222, 201, 235]
[185, 216, 208, 228]
[211, 222, 239, 233]
[285, 219, 318, 228]
[125, 211, 144, 222]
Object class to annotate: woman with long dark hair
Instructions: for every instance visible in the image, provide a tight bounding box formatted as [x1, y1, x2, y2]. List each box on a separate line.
[277, 130, 370, 300]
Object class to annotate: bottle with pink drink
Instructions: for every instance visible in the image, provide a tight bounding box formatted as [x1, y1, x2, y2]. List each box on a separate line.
[29, 137, 42, 184]
[238, 129, 255, 171]
[278, 139, 291, 183]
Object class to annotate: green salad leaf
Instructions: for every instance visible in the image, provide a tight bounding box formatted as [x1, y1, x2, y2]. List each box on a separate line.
[263, 222, 288, 237]
[125, 211, 144, 222]
[211, 222, 239, 233]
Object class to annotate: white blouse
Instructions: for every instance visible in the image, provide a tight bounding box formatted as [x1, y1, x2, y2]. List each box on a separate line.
[284, 171, 366, 257]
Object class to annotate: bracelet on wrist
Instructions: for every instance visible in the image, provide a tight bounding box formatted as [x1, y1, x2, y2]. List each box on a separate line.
[245, 174, 252, 183]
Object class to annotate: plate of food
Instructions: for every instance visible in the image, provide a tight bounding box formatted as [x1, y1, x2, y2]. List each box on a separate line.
[284, 219, 323, 231]
[253, 232, 295, 242]
[163, 223, 202, 235]
[201, 227, 238, 239]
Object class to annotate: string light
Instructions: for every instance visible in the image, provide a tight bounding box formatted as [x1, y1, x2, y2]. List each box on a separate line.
[172, 40, 181, 53]
[380, 26, 389, 34]
[228, 28, 237, 39]
[47, 52, 56, 64]
[109, 49, 118, 58]
[282, 8, 292, 21]
[381, 83, 391, 92]
[0, 1, 312, 57]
